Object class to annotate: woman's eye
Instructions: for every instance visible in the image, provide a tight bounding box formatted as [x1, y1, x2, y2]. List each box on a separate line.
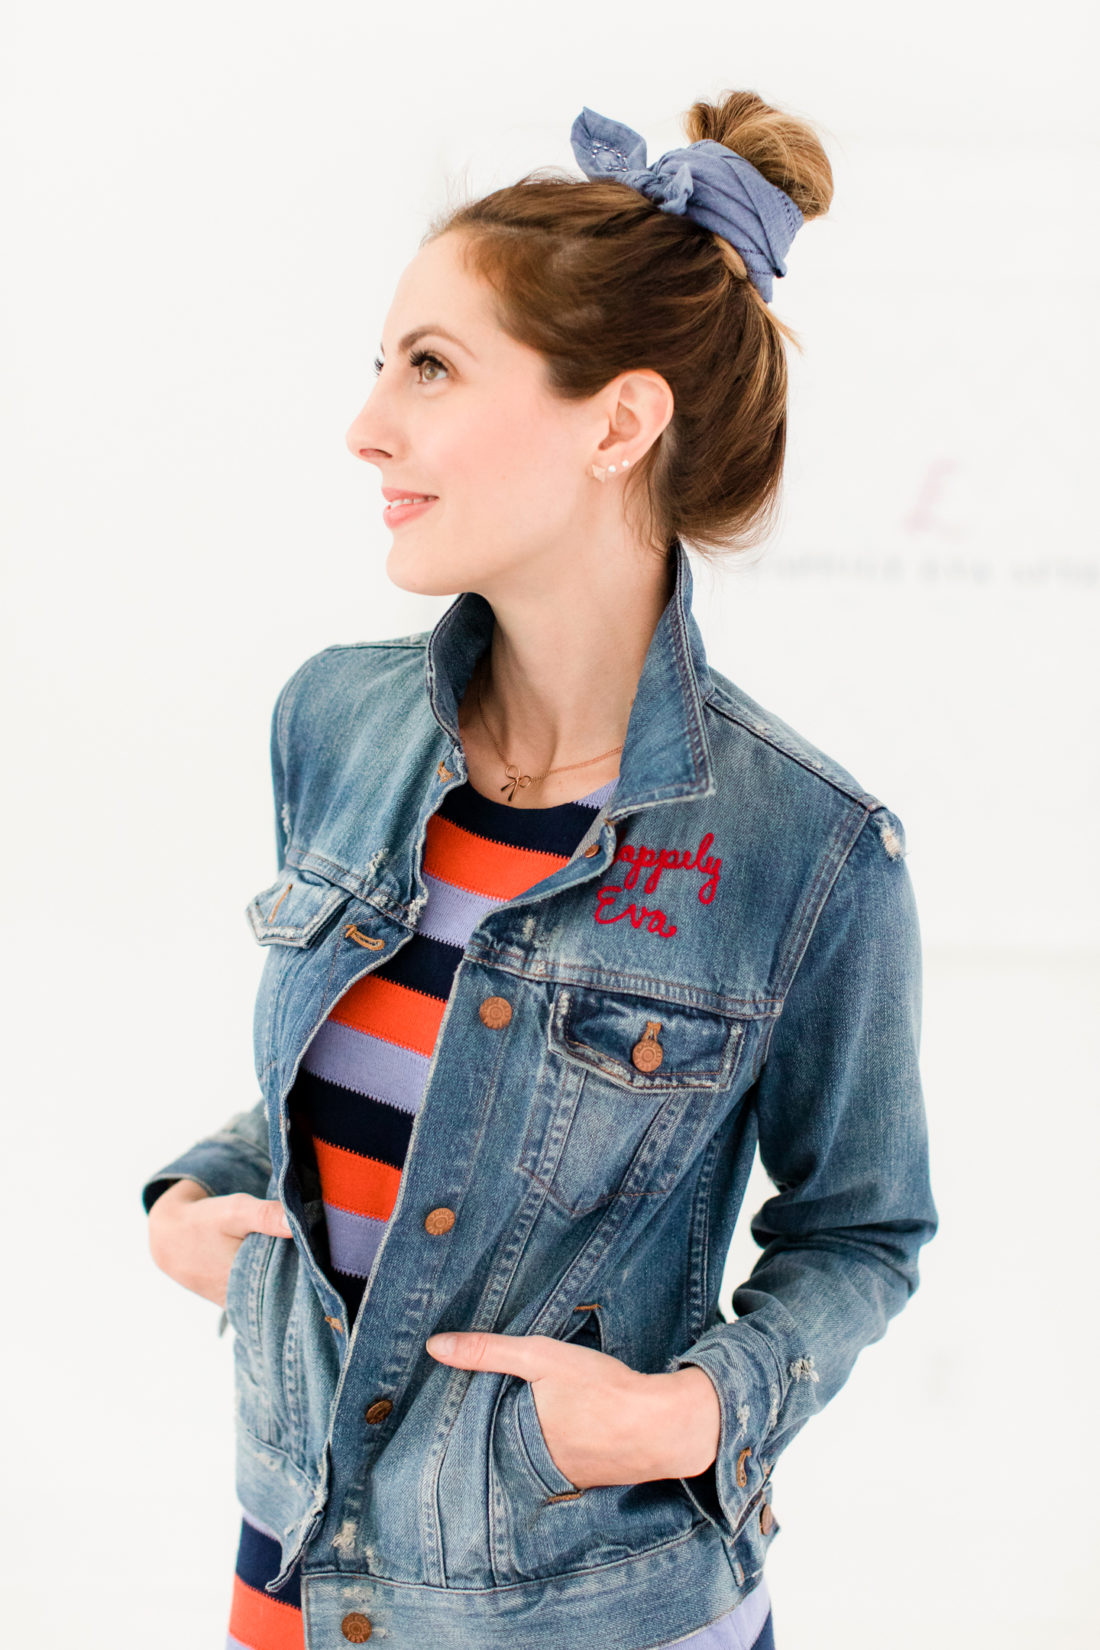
[371, 349, 449, 383]
[408, 348, 448, 382]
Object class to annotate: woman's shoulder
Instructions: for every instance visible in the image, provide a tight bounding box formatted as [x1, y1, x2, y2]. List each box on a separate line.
[703, 663, 885, 814]
[272, 631, 432, 720]
[701, 664, 912, 871]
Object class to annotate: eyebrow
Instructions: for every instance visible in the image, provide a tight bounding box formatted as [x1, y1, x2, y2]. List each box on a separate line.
[378, 325, 475, 359]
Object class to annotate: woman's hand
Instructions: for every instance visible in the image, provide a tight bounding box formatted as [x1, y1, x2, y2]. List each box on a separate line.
[147, 1180, 294, 1308]
[425, 1330, 721, 1487]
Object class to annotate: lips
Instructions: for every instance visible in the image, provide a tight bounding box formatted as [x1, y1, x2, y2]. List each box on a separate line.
[381, 487, 437, 503]
[382, 495, 439, 527]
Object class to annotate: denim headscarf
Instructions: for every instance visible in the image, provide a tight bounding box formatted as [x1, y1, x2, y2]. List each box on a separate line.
[569, 106, 804, 304]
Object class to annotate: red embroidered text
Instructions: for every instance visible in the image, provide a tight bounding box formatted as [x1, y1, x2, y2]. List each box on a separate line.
[613, 832, 722, 904]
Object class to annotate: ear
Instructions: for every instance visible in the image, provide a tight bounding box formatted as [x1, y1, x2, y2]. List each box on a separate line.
[594, 368, 674, 465]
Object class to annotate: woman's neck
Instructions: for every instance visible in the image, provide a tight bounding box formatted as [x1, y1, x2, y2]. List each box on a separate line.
[455, 546, 673, 809]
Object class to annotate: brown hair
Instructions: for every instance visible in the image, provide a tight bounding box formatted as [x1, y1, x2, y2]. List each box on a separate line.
[423, 90, 834, 564]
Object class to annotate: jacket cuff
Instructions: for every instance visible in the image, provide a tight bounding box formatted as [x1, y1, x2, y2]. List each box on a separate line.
[141, 1126, 273, 1214]
[668, 1324, 782, 1539]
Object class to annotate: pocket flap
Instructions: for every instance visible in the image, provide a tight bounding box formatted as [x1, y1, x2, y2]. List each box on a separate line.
[246, 870, 352, 947]
[549, 983, 745, 1091]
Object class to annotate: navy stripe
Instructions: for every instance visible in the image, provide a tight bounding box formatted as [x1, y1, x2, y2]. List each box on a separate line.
[294, 1066, 414, 1168]
[234, 1515, 301, 1607]
[339, 1272, 367, 1321]
[438, 782, 603, 853]
[372, 928, 464, 1001]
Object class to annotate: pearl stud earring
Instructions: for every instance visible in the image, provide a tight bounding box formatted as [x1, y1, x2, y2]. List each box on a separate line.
[588, 457, 631, 482]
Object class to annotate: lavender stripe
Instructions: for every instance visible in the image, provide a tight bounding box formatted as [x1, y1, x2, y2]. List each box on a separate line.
[303, 1018, 430, 1117]
[416, 871, 506, 947]
[417, 779, 616, 946]
[324, 1200, 388, 1279]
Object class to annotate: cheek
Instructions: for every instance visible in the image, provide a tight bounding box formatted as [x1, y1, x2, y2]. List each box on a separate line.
[441, 394, 577, 495]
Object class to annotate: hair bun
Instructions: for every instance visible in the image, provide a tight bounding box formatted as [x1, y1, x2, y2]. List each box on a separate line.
[683, 90, 833, 222]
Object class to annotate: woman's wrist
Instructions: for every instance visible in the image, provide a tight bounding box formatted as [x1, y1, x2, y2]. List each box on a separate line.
[151, 1178, 210, 1219]
[638, 1365, 721, 1480]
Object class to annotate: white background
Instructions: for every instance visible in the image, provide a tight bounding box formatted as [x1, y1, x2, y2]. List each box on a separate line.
[3, 2, 1097, 1644]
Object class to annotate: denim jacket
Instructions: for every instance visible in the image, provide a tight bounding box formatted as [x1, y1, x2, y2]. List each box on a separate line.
[141, 536, 937, 1648]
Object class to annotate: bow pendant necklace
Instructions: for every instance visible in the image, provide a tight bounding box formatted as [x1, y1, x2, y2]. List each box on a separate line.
[473, 660, 624, 804]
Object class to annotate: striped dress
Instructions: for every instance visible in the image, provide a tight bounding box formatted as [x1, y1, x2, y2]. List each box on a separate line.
[227, 775, 775, 1650]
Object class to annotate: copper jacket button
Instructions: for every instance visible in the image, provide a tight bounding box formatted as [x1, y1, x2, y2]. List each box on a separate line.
[479, 995, 512, 1028]
[760, 1502, 775, 1534]
[424, 1206, 455, 1235]
[364, 1397, 393, 1424]
[582, 842, 600, 857]
[631, 1020, 664, 1071]
[341, 1612, 372, 1641]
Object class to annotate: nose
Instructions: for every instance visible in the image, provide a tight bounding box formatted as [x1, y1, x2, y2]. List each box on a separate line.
[345, 395, 391, 467]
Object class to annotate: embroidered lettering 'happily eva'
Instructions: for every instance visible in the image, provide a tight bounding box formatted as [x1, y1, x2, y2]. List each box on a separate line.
[593, 832, 722, 940]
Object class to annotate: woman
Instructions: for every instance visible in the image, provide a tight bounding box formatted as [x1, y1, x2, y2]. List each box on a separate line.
[144, 93, 938, 1649]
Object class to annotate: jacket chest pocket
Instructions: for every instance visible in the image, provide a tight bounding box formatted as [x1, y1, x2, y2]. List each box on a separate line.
[246, 867, 355, 947]
[519, 983, 749, 1219]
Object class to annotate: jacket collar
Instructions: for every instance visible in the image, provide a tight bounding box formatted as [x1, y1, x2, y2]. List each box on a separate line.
[424, 535, 715, 818]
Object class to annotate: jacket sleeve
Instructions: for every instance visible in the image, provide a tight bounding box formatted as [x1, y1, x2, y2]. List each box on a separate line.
[670, 805, 939, 1539]
[140, 1100, 274, 1214]
[139, 666, 300, 1217]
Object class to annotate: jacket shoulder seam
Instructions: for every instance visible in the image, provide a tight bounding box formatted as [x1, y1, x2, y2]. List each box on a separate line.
[703, 687, 881, 809]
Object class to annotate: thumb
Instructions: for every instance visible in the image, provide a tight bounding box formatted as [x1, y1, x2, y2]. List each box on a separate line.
[256, 1197, 294, 1238]
[425, 1330, 559, 1379]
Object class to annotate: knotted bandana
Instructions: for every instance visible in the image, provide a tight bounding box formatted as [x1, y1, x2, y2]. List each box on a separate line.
[569, 105, 804, 304]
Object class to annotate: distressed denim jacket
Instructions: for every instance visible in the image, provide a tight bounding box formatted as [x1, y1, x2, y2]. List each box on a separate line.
[141, 536, 938, 1649]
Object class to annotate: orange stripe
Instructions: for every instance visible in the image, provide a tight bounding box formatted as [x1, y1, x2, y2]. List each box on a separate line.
[330, 973, 446, 1057]
[228, 1572, 304, 1650]
[424, 813, 568, 899]
[315, 1136, 402, 1222]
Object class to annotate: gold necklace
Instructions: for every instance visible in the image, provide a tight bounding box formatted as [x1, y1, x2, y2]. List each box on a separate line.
[474, 661, 624, 804]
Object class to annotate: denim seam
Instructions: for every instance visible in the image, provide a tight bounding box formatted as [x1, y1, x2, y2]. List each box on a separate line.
[465, 952, 780, 1019]
[686, 1131, 721, 1340]
[704, 689, 882, 810]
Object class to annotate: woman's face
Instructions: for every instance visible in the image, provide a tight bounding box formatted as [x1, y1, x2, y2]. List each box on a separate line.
[345, 231, 646, 598]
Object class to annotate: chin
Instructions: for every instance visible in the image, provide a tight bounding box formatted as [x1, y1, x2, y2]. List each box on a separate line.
[383, 533, 463, 599]
[384, 527, 504, 600]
